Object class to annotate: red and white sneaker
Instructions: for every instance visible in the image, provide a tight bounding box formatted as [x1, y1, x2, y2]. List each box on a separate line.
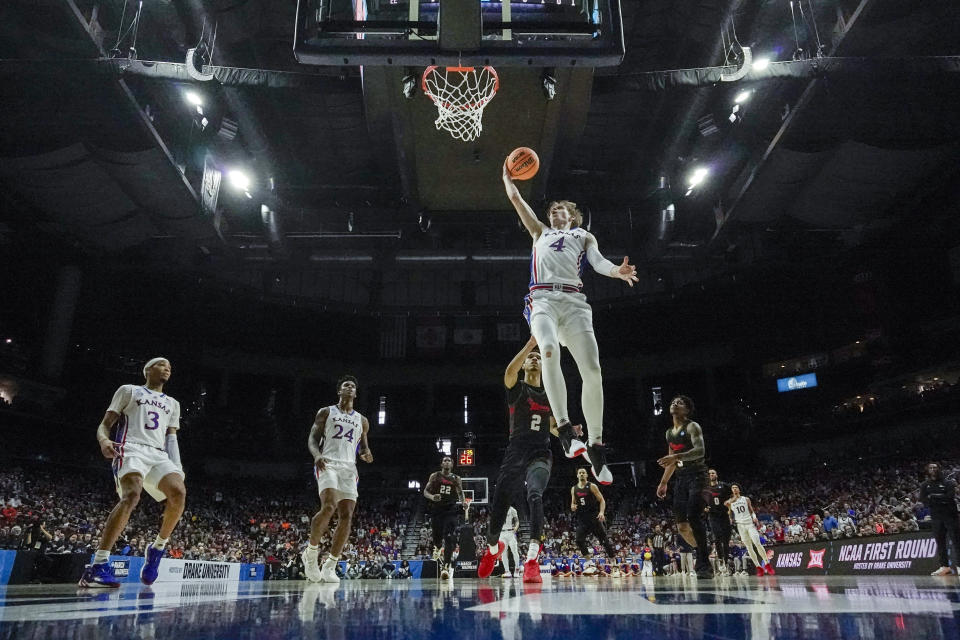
[522, 558, 542, 584]
[755, 566, 766, 577]
[478, 541, 505, 578]
[764, 564, 776, 576]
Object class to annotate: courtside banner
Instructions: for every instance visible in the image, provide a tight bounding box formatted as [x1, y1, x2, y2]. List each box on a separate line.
[767, 531, 939, 576]
[768, 541, 829, 576]
[159, 559, 241, 582]
[830, 532, 938, 575]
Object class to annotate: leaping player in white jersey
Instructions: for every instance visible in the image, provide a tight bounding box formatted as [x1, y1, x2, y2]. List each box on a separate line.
[302, 375, 374, 584]
[503, 161, 638, 484]
[724, 484, 775, 577]
[78, 357, 186, 588]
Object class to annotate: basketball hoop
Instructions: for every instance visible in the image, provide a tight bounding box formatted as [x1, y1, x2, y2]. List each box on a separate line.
[422, 66, 499, 142]
[463, 496, 473, 520]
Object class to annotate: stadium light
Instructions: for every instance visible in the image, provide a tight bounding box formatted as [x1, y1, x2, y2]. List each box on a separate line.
[184, 91, 203, 107]
[734, 90, 752, 104]
[227, 169, 251, 191]
[752, 57, 770, 71]
[687, 167, 709, 187]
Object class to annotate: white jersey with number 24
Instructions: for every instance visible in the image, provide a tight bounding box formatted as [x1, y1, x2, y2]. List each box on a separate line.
[321, 405, 364, 466]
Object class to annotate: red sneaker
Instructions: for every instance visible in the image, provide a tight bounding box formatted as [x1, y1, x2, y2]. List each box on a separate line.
[764, 564, 776, 576]
[477, 541, 505, 578]
[755, 566, 765, 577]
[523, 558, 543, 583]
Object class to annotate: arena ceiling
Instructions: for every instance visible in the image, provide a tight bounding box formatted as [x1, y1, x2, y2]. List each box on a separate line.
[1, 0, 959, 306]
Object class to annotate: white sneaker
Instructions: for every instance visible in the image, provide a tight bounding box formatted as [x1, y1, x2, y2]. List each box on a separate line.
[302, 549, 322, 583]
[688, 571, 697, 578]
[502, 572, 512, 578]
[318, 558, 340, 584]
[611, 568, 621, 578]
[932, 566, 953, 576]
[440, 565, 450, 580]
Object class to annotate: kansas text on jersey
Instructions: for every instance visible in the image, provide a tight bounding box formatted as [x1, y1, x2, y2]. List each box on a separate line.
[320, 405, 364, 465]
[109, 385, 181, 451]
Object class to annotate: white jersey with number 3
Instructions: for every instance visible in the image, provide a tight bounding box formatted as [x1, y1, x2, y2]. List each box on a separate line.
[730, 496, 754, 526]
[108, 385, 181, 451]
[321, 405, 364, 465]
[530, 227, 590, 289]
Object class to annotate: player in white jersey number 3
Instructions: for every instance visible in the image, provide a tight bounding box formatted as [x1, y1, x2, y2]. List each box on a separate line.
[725, 484, 775, 577]
[302, 375, 374, 584]
[503, 160, 638, 484]
[78, 357, 186, 588]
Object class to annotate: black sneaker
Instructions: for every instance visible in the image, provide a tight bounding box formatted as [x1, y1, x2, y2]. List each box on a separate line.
[557, 422, 587, 459]
[696, 566, 715, 579]
[584, 442, 613, 485]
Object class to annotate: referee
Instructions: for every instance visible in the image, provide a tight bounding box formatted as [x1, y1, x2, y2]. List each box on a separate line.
[651, 525, 667, 576]
[920, 462, 960, 576]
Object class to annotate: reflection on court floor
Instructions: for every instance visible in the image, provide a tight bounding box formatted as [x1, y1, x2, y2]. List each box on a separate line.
[1, 576, 958, 639]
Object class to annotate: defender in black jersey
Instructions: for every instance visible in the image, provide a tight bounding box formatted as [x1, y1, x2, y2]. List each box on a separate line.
[706, 468, 733, 575]
[423, 456, 466, 579]
[478, 336, 561, 583]
[571, 468, 616, 559]
[657, 395, 713, 578]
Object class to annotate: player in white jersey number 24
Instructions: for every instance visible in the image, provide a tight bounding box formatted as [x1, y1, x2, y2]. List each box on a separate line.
[302, 375, 374, 584]
[503, 159, 638, 485]
[79, 357, 186, 588]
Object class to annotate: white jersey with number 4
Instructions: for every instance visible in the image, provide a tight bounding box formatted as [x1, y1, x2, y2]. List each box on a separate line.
[321, 405, 364, 465]
[730, 496, 754, 526]
[530, 227, 590, 289]
[108, 385, 181, 451]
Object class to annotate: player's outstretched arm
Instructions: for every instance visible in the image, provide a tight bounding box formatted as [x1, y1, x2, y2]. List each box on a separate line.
[359, 416, 373, 463]
[503, 160, 545, 240]
[584, 233, 638, 286]
[504, 335, 538, 388]
[308, 407, 331, 471]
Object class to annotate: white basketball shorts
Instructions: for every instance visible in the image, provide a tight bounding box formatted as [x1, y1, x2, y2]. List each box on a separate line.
[523, 290, 594, 346]
[112, 441, 184, 502]
[315, 461, 359, 502]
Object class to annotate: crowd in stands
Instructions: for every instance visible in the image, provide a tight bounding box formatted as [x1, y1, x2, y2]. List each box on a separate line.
[0, 465, 414, 579]
[2, 445, 957, 578]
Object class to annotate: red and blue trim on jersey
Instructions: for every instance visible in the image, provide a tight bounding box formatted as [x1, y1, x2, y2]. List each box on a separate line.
[111, 414, 129, 487]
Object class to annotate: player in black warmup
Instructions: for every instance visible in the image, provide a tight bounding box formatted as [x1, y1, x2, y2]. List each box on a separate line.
[920, 462, 960, 576]
[706, 468, 733, 576]
[478, 336, 563, 583]
[657, 395, 713, 579]
[571, 468, 616, 562]
[423, 456, 466, 580]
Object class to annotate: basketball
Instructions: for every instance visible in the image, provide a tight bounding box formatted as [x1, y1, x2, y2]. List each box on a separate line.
[507, 147, 540, 180]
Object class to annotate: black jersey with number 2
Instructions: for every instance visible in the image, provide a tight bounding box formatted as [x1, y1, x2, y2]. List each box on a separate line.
[507, 382, 552, 449]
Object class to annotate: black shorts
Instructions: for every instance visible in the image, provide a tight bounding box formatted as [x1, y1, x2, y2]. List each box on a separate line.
[496, 442, 552, 492]
[709, 514, 732, 538]
[431, 507, 460, 542]
[673, 470, 709, 523]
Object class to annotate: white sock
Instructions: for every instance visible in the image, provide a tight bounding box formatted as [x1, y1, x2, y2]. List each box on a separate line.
[307, 543, 319, 553]
[322, 554, 338, 567]
[489, 543, 499, 554]
[94, 549, 110, 564]
[526, 541, 539, 561]
[153, 536, 168, 551]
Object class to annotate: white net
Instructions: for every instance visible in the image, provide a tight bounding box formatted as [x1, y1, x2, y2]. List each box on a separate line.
[422, 66, 499, 142]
